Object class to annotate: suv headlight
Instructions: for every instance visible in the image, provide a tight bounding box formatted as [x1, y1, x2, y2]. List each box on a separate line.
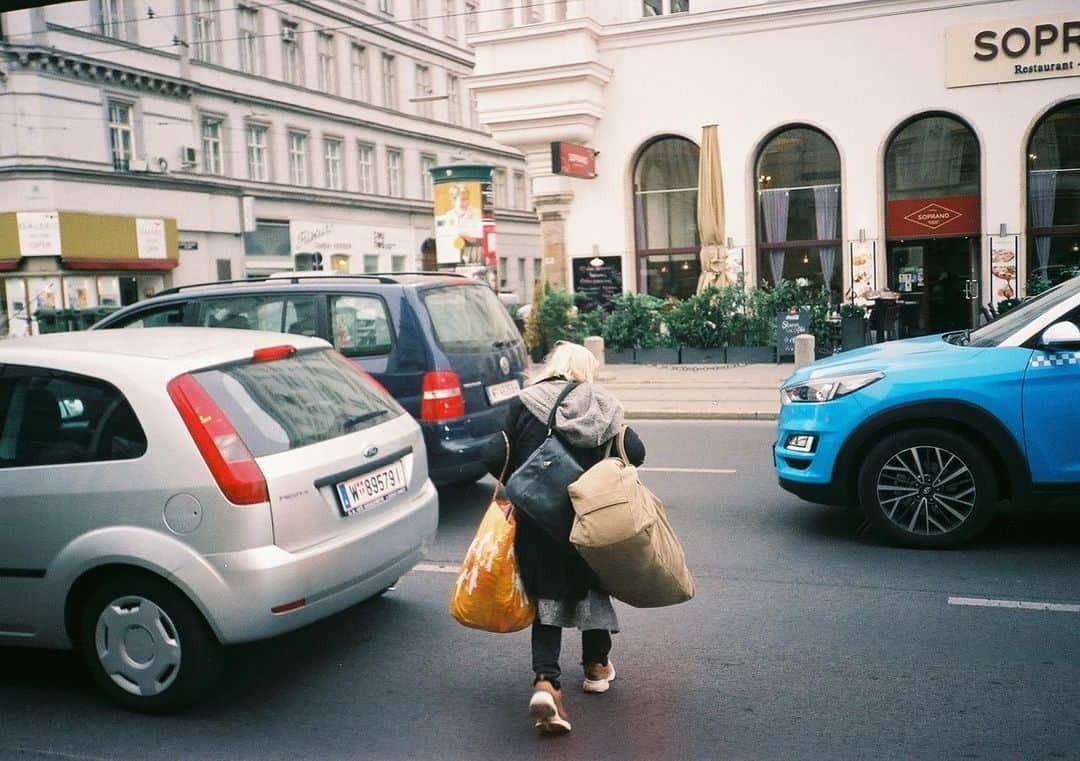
[782, 371, 884, 404]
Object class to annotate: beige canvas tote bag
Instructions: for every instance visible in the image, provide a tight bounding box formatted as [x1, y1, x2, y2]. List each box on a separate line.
[568, 428, 694, 607]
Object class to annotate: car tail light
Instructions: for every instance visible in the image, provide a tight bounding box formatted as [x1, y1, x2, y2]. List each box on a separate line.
[252, 344, 296, 363]
[421, 370, 464, 421]
[167, 374, 269, 505]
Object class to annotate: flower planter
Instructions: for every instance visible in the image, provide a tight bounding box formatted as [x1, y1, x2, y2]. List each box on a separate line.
[604, 347, 635, 364]
[633, 347, 680, 365]
[840, 316, 867, 351]
[725, 345, 776, 364]
[679, 347, 726, 364]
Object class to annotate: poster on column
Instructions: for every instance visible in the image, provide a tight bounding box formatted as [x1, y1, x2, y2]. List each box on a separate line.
[725, 247, 745, 287]
[434, 181, 484, 267]
[989, 235, 1018, 306]
[849, 241, 877, 305]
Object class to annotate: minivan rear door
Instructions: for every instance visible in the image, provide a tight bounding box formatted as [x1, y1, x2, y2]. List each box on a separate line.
[190, 348, 425, 552]
[419, 284, 527, 415]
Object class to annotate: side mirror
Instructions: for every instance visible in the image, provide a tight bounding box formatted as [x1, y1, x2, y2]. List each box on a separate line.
[1039, 321, 1080, 350]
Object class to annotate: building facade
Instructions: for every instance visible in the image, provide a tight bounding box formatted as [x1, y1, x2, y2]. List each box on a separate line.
[0, 0, 541, 336]
[469, 0, 1079, 337]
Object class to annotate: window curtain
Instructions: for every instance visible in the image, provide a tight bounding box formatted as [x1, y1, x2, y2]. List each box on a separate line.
[761, 189, 789, 284]
[818, 247, 837, 290]
[1029, 171, 1058, 273]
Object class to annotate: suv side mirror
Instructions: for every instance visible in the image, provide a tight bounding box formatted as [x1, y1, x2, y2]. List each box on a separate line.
[1039, 321, 1080, 351]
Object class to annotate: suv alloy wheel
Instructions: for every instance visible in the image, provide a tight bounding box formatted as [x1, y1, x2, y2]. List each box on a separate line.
[857, 428, 997, 549]
[79, 575, 223, 713]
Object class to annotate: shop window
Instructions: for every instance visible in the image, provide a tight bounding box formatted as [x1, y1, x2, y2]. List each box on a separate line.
[1027, 100, 1080, 290]
[0, 369, 146, 468]
[244, 220, 290, 257]
[755, 126, 842, 296]
[632, 135, 700, 299]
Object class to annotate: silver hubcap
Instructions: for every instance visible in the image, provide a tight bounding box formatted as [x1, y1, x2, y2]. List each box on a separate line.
[876, 445, 977, 536]
[95, 596, 181, 697]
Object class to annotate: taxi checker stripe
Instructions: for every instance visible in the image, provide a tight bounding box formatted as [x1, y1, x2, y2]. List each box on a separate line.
[1030, 352, 1079, 368]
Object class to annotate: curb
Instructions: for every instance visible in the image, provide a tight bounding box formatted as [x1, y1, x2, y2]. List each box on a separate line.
[623, 410, 780, 421]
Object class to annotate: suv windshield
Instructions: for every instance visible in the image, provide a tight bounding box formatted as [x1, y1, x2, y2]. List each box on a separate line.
[967, 277, 1080, 347]
[421, 284, 520, 353]
[193, 349, 403, 457]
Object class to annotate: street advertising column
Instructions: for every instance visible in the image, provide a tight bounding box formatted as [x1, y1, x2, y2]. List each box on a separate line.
[430, 163, 497, 289]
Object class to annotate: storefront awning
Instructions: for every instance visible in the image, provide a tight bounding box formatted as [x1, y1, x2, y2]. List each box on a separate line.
[0, 211, 180, 270]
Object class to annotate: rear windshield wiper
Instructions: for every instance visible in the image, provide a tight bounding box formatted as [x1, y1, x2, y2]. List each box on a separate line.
[343, 410, 390, 429]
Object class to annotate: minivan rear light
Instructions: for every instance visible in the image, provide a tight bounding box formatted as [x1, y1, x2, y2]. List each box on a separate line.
[252, 345, 296, 363]
[167, 374, 269, 505]
[421, 370, 464, 421]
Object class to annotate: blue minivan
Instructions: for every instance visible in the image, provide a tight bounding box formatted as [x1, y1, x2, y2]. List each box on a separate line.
[94, 273, 527, 485]
[775, 276, 1080, 548]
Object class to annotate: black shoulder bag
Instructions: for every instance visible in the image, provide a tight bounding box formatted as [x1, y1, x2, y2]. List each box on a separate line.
[503, 382, 583, 550]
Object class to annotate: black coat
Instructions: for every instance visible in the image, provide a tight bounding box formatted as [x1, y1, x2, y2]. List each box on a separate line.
[483, 387, 646, 603]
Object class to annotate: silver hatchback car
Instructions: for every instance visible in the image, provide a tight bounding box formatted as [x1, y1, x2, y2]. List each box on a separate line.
[0, 328, 438, 712]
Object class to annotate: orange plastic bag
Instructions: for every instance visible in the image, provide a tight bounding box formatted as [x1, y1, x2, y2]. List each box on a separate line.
[449, 499, 536, 633]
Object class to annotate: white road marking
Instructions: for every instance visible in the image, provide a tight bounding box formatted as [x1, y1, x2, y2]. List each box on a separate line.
[639, 467, 737, 475]
[413, 562, 460, 574]
[12, 749, 116, 761]
[948, 596, 1080, 613]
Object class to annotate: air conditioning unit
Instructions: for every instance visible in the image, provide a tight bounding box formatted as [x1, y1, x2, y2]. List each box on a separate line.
[281, 26, 297, 43]
[180, 146, 197, 167]
[128, 158, 149, 172]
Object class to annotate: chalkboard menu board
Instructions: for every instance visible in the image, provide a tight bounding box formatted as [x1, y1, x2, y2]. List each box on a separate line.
[572, 256, 623, 312]
[777, 309, 811, 358]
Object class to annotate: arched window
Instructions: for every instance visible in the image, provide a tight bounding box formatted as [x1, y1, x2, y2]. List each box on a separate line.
[632, 136, 700, 299]
[884, 113, 980, 336]
[754, 127, 841, 295]
[1027, 101, 1080, 290]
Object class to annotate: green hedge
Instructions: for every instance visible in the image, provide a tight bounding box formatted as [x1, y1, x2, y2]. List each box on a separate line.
[523, 278, 834, 352]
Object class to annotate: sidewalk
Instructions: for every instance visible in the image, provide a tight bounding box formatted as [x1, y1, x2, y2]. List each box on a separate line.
[597, 361, 796, 421]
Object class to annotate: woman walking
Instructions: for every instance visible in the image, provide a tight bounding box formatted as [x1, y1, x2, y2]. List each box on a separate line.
[485, 341, 645, 735]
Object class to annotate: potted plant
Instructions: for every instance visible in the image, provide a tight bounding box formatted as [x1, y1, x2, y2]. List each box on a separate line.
[839, 302, 867, 350]
[727, 280, 778, 364]
[602, 293, 669, 364]
[669, 287, 729, 363]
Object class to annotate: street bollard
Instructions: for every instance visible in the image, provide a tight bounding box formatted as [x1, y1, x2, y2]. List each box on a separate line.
[584, 335, 613, 380]
[794, 333, 815, 369]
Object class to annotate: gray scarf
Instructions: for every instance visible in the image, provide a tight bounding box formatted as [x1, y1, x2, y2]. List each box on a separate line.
[518, 380, 624, 449]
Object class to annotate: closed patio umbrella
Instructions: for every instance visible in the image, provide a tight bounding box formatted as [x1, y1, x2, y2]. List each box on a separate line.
[696, 124, 728, 294]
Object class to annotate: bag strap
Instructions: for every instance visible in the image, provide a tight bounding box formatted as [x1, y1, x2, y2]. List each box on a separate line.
[603, 425, 630, 465]
[545, 381, 580, 435]
[493, 430, 512, 511]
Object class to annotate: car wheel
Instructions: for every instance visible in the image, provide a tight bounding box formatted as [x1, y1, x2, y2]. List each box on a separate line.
[857, 428, 996, 549]
[78, 575, 223, 714]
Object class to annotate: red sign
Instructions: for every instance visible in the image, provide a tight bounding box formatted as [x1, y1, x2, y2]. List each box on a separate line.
[887, 195, 980, 238]
[551, 142, 597, 179]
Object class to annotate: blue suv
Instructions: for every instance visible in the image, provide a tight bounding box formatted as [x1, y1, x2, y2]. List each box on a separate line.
[775, 276, 1080, 548]
[93, 273, 527, 486]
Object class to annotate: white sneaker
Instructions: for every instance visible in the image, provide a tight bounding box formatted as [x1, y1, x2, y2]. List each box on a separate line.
[529, 681, 572, 734]
[582, 661, 616, 694]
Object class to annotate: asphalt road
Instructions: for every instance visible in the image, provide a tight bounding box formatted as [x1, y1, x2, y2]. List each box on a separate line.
[2, 421, 1079, 760]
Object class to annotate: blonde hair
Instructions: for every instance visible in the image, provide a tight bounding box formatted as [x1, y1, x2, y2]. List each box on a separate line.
[533, 341, 598, 384]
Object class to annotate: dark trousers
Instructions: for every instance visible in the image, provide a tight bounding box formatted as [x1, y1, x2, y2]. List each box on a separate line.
[532, 622, 611, 689]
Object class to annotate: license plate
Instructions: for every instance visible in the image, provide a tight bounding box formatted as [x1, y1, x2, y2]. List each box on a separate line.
[486, 379, 520, 405]
[336, 460, 407, 515]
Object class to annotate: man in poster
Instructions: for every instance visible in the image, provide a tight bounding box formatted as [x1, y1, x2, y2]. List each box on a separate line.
[435, 182, 484, 265]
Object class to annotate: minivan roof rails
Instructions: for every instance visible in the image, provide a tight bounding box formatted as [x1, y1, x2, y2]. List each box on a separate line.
[157, 273, 399, 295]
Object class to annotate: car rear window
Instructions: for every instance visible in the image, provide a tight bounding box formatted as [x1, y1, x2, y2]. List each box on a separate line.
[192, 349, 404, 457]
[421, 284, 520, 353]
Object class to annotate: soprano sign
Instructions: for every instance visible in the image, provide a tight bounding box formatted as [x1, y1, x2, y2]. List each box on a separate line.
[551, 142, 597, 179]
[947, 14, 1080, 88]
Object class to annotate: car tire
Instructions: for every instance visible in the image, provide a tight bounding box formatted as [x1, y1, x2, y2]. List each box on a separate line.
[78, 574, 223, 714]
[857, 427, 996, 549]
